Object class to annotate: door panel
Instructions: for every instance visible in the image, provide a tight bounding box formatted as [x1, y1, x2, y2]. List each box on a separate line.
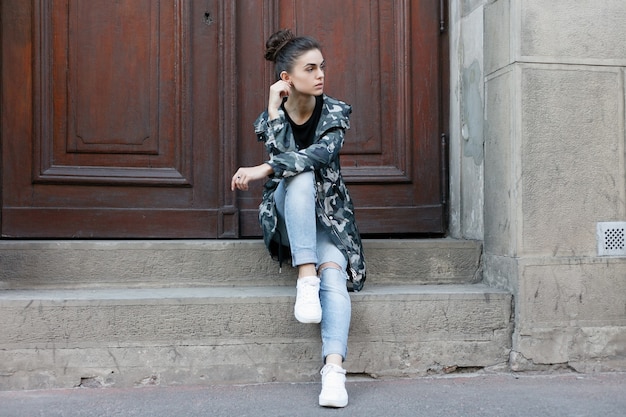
[2, 0, 223, 237]
[1, 0, 445, 238]
[37, 0, 190, 185]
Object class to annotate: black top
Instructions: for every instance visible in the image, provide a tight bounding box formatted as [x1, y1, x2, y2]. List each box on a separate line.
[282, 95, 324, 150]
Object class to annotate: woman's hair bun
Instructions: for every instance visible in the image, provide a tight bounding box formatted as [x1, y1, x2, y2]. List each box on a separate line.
[264, 29, 295, 62]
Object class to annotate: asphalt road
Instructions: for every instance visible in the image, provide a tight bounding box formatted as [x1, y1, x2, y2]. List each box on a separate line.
[1, 372, 625, 417]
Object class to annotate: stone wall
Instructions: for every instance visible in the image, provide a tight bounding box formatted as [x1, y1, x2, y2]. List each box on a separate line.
[448, 0, 487, 240]
[480, 0, 626, 371]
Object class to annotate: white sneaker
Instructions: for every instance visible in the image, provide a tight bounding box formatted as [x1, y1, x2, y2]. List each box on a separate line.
[294, 276, 322, 323]
[319, 364, 348, 408]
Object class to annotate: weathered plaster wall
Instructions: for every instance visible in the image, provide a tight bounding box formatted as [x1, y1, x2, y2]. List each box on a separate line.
[448, 0, 487, 240]
[482, 0, 626, 371]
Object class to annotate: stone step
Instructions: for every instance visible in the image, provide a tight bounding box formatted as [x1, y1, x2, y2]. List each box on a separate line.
[0, 284, 512, 390]
[0, 239, 482, 289]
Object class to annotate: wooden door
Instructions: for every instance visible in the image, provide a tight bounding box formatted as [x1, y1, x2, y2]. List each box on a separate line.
[1, 0, 446, 238]
[235, 0, 447, 236]
[2, 0, 228, 237]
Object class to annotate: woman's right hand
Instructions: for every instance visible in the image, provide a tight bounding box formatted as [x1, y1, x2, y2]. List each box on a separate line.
[268, 80, 292, 120]
[231, 163, 274, 191]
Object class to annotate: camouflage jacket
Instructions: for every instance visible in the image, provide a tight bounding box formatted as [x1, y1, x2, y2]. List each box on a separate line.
[254, 95, 366, 291]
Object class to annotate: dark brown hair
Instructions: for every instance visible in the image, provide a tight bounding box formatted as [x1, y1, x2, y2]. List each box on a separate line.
[264, 29, 321, 80]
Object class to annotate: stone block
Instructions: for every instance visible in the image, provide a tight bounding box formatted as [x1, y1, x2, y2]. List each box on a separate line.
[518, 258, 626, 329]
[459, 6, 486, 240]
[513, 257, 626, 370]
[0, 240, 292, 289]
[514, 326, 626, 373]
[363, 240, 483, 285]
[0, 239, 483, 289]
[482, 253, 519, 295]
[461, 0, 488, 17]
[520, 0, 626, 65]
[484, 68, 516, 257]
[520, 65, 625, 256]
[485, 0, 511, 75]
[0, 284, 512, 390]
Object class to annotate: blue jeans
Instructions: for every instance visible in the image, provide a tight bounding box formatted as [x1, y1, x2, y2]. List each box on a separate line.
[274, 171, 352, 361]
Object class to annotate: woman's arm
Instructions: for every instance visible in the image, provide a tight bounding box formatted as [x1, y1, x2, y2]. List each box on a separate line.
[231, 163, 274, 191]
[268, 80, 291, 120]
[230, 80, 290, 192]
[267, 127, 345, 178]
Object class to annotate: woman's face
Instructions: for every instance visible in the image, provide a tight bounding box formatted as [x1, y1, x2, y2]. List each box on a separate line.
[284, 49, 325, 96]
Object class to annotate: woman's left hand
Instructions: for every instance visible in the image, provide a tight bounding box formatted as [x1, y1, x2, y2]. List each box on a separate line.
[231, 164, 274, 191]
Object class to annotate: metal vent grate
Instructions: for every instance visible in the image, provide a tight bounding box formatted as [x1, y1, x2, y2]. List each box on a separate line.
[597, 222, 626, 256]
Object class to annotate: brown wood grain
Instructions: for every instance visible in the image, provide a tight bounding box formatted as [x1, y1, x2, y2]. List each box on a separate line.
[1, 0, 447, 238]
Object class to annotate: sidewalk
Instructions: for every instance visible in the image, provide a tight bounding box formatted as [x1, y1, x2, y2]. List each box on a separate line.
[1, 372, 625, 417]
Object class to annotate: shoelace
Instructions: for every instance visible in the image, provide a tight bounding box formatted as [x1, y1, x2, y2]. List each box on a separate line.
[298, 281, 319, 299]
[321, 364, 346, 378]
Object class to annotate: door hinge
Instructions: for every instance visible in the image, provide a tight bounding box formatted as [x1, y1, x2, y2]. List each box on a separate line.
[440, 0, 446, 33]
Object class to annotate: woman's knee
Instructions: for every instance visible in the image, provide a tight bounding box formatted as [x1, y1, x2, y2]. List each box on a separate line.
[319, 264, 349, 294]
[318, 262, 342, 274]
[285, 171, 315, 197]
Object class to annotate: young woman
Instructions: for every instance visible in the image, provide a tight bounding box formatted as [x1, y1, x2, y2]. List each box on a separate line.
[231, 29, 366, 408]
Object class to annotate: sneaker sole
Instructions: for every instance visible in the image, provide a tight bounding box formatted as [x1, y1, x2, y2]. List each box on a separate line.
[294, 310, 322, 324]
[319, 397, 348, 408]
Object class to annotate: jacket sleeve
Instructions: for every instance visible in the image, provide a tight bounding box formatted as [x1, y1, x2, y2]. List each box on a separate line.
[254, 110, 349, 178]
[267, 128, 345, 178]
[255, 111, 294, 154]
[253, 100, 350, 178]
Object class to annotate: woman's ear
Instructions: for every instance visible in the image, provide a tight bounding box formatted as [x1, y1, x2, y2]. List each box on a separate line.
[280, 71, 291, 85]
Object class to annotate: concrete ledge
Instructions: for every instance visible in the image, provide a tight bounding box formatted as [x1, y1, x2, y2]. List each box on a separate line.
[0, 284, 511, 390]
[0, 239, 482, 289]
